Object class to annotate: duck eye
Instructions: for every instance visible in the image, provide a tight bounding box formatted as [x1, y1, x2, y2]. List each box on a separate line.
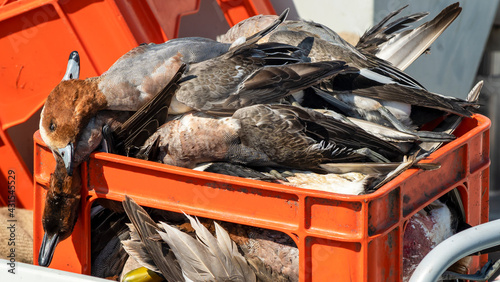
[49, 122, 56, 132]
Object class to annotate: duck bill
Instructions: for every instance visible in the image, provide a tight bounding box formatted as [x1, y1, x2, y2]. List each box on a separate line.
[38, 232, 59, 267]
[56, 143, 74, 176]
[62, 51, 80, 81]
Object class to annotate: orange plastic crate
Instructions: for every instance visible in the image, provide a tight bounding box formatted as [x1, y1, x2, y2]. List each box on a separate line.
[0, 0, 275, 210]
[32, 114, 490, 281]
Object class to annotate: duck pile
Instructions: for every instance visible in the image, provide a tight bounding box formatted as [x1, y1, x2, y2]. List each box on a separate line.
[38, 2, 482, 281]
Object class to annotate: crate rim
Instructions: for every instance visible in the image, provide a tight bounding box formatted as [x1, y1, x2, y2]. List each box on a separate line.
[33, 113, 491, 202]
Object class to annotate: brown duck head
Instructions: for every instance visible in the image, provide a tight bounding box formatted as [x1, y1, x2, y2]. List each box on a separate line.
[40, 79, 107, 175]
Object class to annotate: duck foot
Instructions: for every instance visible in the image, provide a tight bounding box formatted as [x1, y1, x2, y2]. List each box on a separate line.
[265, 168, 293, 182]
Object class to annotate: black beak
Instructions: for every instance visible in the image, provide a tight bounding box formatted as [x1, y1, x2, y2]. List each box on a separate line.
[62, 51, 80, 81]
[38, 232, 59, 267]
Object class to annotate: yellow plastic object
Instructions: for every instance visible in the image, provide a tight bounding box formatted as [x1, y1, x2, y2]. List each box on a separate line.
[122, 267, 164, 282]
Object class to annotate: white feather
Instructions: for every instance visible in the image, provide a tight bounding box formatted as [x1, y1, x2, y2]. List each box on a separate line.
[158, 221, 216, 281]
[214, 222, 256, 281]
[184, 214, 233, 278]
[230, 36, 247, 49]
[158, 216, 256, 282]
[359, 68, 395, 85]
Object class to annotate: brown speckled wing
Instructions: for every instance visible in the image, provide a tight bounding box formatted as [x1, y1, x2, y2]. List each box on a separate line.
[175, 51, 266, 112]
[233, 105, 350, 170]
[276, 105, 403, 155]
[235, 104, 403, 168]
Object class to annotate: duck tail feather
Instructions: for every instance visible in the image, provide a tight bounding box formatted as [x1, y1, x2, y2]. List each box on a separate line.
[122, 196, 184, 281]
[157, 221, 217, 281]
[214, 221, 256, 282]
[372, 3, 461, 70]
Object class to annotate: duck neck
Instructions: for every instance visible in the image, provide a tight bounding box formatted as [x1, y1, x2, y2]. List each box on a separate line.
[80, 78, 108, 114]
[42, 160, 82, 242]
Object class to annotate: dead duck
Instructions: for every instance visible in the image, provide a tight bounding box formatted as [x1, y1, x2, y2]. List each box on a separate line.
[217, 3, 471, 141]
[37, 109, 135, 267]
[40, 49, 183, 175]
[39, 9, 328, 175]
[137, 104, 402, 171]
[38, 59, 184, 267]
[38, 151, 81, 267]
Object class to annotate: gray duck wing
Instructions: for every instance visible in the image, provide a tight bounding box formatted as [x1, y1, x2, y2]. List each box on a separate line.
[122, 196, 183, 281]
[176, 43, 346, 114]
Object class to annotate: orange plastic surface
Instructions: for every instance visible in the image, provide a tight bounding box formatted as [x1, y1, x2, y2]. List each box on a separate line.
[33, 114, 491, 281]
[0, 0, 275, 210]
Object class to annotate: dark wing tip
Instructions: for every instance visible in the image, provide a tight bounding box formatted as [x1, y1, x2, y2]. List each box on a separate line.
[243, 8, 289, 44]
